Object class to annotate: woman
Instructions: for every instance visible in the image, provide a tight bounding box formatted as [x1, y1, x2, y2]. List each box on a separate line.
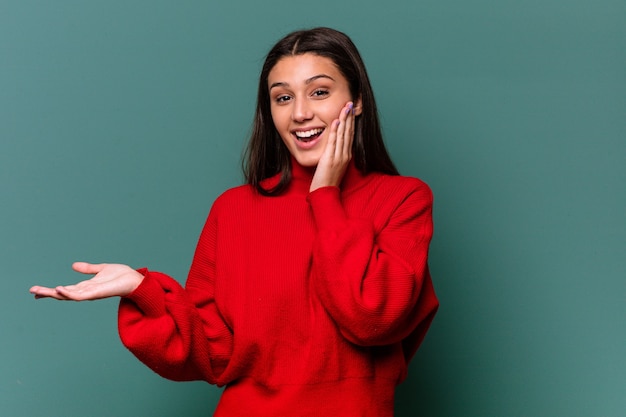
[30, 27, 438, 416]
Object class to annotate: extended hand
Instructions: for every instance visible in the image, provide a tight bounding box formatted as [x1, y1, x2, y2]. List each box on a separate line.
[29, 262, 144, 301]
[310, 101, 356, 192]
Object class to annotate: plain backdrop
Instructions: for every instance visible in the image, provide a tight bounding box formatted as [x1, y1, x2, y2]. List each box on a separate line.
[1, 1, 624, 416]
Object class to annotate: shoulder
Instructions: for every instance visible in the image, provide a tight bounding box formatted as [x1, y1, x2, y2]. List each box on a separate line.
[370, 173, 433, 205]
[209, 183, 258, 215]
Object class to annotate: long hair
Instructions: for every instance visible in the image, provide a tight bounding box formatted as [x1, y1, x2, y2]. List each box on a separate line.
[244, 27, 398, 195]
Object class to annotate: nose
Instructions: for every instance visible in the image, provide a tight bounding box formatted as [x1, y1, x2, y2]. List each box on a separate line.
[292, 98, 312, 122]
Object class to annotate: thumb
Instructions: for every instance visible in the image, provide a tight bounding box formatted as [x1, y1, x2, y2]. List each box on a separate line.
[72, 262, 107, 275]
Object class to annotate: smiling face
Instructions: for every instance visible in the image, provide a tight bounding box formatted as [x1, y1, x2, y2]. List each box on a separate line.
[268, 53, 361, 168]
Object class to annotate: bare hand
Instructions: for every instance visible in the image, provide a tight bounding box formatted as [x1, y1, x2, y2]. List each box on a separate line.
[310, 101, 356, 192]
[29, 262, 144, 301]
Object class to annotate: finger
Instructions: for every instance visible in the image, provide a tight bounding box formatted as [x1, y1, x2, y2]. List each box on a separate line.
[55, 285, 89, 301]
[72, 262, 107, 275]
[335, 102, 351, 160]
[324, 119, 340, 162]
[34, 293, 70, 300]
[29, 286, 70, 301]
[344, 103, 355, 157]
[30, 285, 54, 296]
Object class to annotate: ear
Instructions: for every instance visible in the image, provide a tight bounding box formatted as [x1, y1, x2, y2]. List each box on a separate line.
[353, 95, 363, 116]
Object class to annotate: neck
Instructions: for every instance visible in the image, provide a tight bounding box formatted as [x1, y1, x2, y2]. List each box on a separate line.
[258, 157, 370, 196]
[288, 157, 367, 195]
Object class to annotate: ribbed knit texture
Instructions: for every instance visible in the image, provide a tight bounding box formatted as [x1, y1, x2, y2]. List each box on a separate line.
[118, 160, 438, 417]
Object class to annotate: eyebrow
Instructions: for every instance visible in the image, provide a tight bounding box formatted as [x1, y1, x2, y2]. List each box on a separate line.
[269, 74, 335, 90]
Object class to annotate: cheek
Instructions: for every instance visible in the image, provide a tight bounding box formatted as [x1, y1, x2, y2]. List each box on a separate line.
[323, 100, 349, 120]
[270, 107, 289, 129]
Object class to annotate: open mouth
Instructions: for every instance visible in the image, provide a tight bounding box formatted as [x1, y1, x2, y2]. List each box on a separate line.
[294, 128, 324, 143]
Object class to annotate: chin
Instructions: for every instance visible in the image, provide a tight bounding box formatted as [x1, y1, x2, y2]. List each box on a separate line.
[292, 154, 321, 168]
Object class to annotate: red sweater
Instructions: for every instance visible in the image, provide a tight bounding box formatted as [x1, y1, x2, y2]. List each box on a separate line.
[118, 161, 438, 417]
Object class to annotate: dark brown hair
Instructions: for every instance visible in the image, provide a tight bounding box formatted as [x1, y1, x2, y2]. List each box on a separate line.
[244, 27, 398, 195]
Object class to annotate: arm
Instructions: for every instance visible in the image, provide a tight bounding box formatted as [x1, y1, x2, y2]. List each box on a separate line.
[117, 207, 233, 384]
[30, 213, 232, 384]
[305, 100, 437, 350]
[308, 183, 438, 351]
[30, 262, 225, 383]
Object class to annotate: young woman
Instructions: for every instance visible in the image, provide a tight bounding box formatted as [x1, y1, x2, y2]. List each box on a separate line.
[30, 27, 438, 417]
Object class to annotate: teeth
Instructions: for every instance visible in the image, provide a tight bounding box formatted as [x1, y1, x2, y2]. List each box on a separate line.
[294, 128, 323, 139]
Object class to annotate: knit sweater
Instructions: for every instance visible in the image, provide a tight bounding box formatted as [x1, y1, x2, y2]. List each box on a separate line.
[118, 160, 438, 417]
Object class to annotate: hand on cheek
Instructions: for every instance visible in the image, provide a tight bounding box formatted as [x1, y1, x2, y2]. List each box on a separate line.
[309, 101, 355, 192]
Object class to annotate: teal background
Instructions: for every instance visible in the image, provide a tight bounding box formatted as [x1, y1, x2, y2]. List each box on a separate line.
[1, 1, 624, 416]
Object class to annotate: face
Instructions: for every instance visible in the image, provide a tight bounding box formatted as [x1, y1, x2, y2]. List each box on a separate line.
[268, 53, 361, 168]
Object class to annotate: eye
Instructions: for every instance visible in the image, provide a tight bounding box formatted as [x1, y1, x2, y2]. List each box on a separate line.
[311, 89, 329, 98]
[275, 95, 292, 104]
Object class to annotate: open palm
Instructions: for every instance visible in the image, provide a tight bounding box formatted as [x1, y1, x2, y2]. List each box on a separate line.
[30, 262, 143, 301]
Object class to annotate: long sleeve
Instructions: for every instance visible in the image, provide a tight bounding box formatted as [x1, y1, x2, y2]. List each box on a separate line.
[114, 171, 437, 415]
[307, 179, 438, 355]
[117, 206, 233, 384]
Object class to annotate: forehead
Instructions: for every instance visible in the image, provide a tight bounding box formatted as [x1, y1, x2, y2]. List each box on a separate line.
[268, 53, 344, 84]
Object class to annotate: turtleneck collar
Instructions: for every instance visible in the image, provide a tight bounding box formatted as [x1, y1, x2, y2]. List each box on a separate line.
[288, 156, 369, 195]
[260, 156, 371, 196]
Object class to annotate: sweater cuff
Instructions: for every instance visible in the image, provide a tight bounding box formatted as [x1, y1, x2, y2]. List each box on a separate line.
[122, 268, 166, 318]
[306, 186, 348, 231]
